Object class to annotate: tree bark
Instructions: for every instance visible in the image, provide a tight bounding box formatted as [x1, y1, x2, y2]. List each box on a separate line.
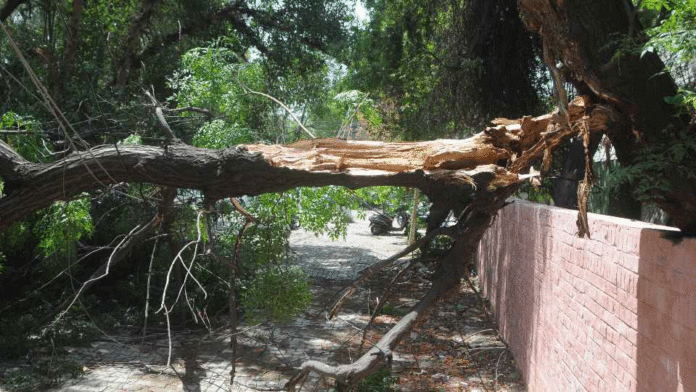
[519, 0, 696, 233]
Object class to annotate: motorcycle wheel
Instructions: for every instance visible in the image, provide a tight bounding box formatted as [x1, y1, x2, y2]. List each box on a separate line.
[290, 216, 300, 230]
[370, 223, 386, 235]
[395, 212, 408, 229]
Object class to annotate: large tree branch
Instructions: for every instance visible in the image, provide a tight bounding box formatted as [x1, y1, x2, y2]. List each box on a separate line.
[133, 3, 338, 74]
[133, 4, 270, 72]
[0, 97, 613, 230]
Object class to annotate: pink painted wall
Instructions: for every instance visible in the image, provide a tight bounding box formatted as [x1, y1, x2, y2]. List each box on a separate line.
[477, 199, 696, 392]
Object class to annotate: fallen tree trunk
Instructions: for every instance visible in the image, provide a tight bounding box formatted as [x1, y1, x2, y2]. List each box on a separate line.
[0, 96, 614, 230]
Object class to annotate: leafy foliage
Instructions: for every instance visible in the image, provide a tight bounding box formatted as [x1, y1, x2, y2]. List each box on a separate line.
[605, 131, 696, 202]
[34, 197, 94, 259]
[640, 0, 696, 53]
[241, 266, 312, 325]
[0, 112, 48, 162]
[664, 88, 696, 113]
[169, 46, 266, 143]
[347, 0, 546, 140]
[639, 0, 696, 92]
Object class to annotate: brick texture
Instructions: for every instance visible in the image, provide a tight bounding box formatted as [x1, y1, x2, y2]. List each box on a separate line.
[477, 199, 696, 392]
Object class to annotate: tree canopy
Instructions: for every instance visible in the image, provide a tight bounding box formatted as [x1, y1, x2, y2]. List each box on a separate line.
[347, 0, 548, 140]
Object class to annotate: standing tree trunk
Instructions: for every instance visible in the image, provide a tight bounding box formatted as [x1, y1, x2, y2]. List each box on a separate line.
[519, 0, 696, 233]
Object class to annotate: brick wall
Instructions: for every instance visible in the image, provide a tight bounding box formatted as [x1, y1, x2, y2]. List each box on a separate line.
[477, 199, 696, 392]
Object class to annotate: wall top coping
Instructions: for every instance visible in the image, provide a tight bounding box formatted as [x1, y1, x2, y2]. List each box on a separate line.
[507, 198, 680, 233]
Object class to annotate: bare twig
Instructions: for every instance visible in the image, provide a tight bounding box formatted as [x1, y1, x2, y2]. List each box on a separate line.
[142, 223, 162, 344]
[326, 226, 444, 319]
[157, 211, 208, 315]
[241, 84, 316, 139]
[229, 196, 256, 387]
[358, 259, 415, 355]
[144, 89, 179, 142]
[156, 210, 209, 365]
[167, 106, 214, 118]
[50, 216, 159, 325]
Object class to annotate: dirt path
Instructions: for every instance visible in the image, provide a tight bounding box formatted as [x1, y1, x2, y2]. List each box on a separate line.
[1, 217, 526, 392]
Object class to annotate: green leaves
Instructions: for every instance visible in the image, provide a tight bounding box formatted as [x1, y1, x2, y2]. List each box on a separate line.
[34, 197, 94, 258]
[664, 88, 696, 113]
[603, 130, 696, 203]
[191, 120, 255, 149]
[118, 133, 143, 146]
[0, 112, 47, 162]
[296, 186, 355, 240]
[170, 47, 267, 138]
[639, 0, 696, 64]
[168, 45, 276, 146]
[241, 266, 312, 325]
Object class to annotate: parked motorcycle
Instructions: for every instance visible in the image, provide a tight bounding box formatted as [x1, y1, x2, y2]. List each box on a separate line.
[289, 215, 301, 230]
[368, 208, 409, 235]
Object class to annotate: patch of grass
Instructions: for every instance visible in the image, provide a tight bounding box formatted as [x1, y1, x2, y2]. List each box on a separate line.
[379, 304, 408, 317]
[354, 368, 400, 392]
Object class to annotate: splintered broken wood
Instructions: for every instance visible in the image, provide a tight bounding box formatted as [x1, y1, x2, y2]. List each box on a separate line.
[245, 96, 613, 176]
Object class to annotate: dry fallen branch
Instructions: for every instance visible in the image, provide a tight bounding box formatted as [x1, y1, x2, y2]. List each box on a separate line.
[45, 214, 160, 326]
